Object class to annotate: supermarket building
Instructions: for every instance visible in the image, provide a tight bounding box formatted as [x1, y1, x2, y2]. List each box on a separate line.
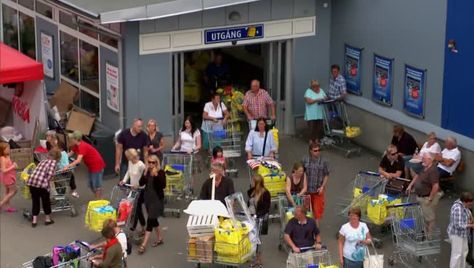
[1, 0, 473, 190]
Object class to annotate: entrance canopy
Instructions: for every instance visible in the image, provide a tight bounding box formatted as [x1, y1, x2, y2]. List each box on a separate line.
[0, 43, 44, 84]
[57, 0, 260, 24]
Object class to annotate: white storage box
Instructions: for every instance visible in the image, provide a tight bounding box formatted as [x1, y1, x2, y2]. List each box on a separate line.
[187, 214, 219, 237]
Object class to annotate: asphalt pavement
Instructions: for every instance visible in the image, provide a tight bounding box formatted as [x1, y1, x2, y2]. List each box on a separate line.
[0, 135, 458, 267]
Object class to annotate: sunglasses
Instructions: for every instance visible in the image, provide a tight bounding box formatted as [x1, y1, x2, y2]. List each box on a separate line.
[312, 149, 320, 152]
[389, 152, 398, 156]
[148, 161, 157, 164]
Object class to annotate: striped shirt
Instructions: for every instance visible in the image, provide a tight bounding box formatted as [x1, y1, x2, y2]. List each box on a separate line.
[27, 159, 57, 190]
[242, 89, 274, 119]
[302, 155, 329, 193]
[447, 199, 472, 239]
[328, 74, 347, 99]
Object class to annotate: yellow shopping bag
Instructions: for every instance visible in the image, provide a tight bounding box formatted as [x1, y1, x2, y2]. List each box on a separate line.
[20, 162, 36, 199]
[367, 199, 387, 225]
[87, 205, 117, 232]
[353, 187, 363, 198]
[85, 200, 110, 229]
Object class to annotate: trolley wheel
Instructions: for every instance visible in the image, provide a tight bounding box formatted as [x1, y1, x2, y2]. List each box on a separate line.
[23, 209, 32, 221]
[70, 207, 77, 217]
[176, 212, 181, 218]
[278, 244, 283, 251]
[388, 257, 395, 266]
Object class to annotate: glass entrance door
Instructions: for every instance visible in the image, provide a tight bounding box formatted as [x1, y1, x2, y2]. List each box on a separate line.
[172, 52, 184, 140]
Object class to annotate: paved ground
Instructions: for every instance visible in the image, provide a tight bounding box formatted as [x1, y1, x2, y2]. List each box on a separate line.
[0, 135, 460, 267]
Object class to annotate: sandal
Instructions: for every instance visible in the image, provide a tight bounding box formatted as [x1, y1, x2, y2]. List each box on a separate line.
[137, 245, 146, 255]
[152, 240, 164, 247]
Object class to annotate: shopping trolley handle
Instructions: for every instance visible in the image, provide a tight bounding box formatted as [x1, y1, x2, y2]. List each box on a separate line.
[386, 202, 418, 209]
[118, 183, 134, 189]
[75, 240, 97, 253]
[296, 245, 327, 252]
[358, 171, 380, 176]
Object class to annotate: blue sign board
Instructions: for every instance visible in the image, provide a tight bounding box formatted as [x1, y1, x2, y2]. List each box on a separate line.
[403, 65, 426, 118]
[372, 54, 393, 106]
[344, 44, 362, 95]
[204, 24, 264, 44]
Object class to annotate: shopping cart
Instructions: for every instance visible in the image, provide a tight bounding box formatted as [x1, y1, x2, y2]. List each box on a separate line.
[387, 202, 441, 267]
[286, 248, 333, 268]
[206, 119, 243, 177]
[162, 151, 194, 218]
[321, 99, 361, 158]
[278, 194, 312, 252]
[110, 184, 140, 228]
[23, 167, 78, 220]
[21, 240, 98, 268]
[247, 157, 286, 221]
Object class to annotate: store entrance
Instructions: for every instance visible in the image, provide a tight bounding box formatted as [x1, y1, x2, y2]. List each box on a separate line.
[171, 41, 292, 139]
[182, 45, 265, 125]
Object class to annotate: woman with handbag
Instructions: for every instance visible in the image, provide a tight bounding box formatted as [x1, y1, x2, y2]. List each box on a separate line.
[247, 174, 271, 268]
[338, 207, 373, 268]
[245, 117, 277, 160]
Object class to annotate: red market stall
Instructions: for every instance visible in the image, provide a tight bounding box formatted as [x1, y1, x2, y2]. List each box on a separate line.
[0, 42, 47, 145]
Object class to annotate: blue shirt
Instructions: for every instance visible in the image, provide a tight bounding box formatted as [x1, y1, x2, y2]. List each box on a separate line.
[328, 74, 347, 99]
[57, 151, 69, 169]
[245, 130, 277, 157]
[304, 88, 327, 121]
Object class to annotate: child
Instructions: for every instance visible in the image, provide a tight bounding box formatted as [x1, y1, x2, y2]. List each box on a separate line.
[211, 146, 227, 172]
[0, 143, 18, 212]
[48, 133, 79, 198]
[119, 148, 146, 234]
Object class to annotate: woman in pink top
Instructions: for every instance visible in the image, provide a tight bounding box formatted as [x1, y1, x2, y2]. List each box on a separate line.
[0, 143, 18, 212]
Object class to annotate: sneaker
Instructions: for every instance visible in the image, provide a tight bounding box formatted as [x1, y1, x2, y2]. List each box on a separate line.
[6, 207, 17, 213]
[71, 191, 80, 198]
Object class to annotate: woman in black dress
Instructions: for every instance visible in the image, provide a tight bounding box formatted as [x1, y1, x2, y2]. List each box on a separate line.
[247, 174, 271, 268]
[146, 119, 164, 162]
[137, 154, 166, 254]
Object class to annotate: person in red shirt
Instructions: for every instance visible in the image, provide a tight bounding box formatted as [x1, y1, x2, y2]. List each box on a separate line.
[65, 131, 105, 199]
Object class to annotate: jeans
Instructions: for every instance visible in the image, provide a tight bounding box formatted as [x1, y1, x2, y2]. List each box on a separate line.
[343, 257, 363, 268]
[30, 186, 51, 216]
[450, 234, 469, 268]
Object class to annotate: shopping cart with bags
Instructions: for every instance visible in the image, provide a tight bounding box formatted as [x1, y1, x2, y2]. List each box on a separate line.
[321, 99, 361, 158]
[162, 151, 195, 218]
[206, 119, 243, 177]
[109, 184, 140, 228]
[387, 202, 441, 267]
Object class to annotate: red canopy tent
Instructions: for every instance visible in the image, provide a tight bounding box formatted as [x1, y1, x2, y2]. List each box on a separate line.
[0, 42, 44, 84]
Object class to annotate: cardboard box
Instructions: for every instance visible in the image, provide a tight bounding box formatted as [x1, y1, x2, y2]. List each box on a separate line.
[196, 236, 214, 263]
[0, 97, 11, 127]
[49, 81, 79, 115]
[66, 106, 96, 136]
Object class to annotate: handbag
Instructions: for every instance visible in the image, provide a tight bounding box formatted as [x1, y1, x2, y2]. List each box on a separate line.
[257, 214, 269, 235]
[363, 241, 384, 268]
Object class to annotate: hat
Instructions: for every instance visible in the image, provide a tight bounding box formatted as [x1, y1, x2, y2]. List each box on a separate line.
[68, 130, 83, 140]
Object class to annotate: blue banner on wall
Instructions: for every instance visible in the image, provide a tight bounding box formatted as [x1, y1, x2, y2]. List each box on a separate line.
[344, 45, 362, 95]
[372, 54, 393, 106]
[403, 65, 426, 118]
[204, 25, 264, 44]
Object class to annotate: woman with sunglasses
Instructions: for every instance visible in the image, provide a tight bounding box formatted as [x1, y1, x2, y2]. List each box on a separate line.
[137, 155, 166, 254]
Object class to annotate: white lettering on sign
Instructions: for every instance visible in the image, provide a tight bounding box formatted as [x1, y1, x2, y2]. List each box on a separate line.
[210, 30, 243, 41]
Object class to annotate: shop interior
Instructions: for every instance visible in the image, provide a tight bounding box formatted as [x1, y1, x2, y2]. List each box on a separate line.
[183, 44, 266, 124]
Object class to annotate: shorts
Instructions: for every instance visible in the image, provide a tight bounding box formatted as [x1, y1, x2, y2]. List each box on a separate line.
[88, 170, 104, 191]
[310, 192, 325, 220]
[417, 193, 441, 222]
[146, 218, 159, 232]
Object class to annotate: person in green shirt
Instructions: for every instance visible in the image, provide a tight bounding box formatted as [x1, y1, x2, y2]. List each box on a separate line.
[304, 80, 327, 144]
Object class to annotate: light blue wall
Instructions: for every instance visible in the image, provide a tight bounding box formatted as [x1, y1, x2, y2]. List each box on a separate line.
[35, 17, 59, 95]
[139, 0, 316, 34]
[122, 22, 173, 135]
[293, 0, 331, 117]
[330, 0, 447, 126]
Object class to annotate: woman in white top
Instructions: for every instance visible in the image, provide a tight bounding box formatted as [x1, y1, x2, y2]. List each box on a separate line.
[119, 148, 146, 234]
[409, 132, 441, 175]
[338, 207, 373, 268]
[202, 93, 230, 151]
[245, 118, 277, 159]
[172, 116, 202, 154]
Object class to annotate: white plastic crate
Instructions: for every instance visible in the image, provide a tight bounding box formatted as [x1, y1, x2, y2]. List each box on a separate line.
[186, 214, 219, 237]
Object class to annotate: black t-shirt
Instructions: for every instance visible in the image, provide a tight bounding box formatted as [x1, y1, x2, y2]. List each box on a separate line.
[391, 132, 418, 156]
[379, 155, 405, 178]
[199, 177, 235, 205]
[117, 128, 150, 163]
[284, 217, 320, 248]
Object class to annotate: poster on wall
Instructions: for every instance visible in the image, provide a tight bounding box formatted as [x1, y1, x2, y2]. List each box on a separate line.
[40, 32, 54, 79]
[403, 65, 426, 118]
[344, 44, 362, 95]
[372, 54, 394, 106]
[106, 63, 119, 112]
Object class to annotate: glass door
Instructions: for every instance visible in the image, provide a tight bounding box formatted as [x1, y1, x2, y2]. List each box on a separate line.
[172, 52, 184, 140]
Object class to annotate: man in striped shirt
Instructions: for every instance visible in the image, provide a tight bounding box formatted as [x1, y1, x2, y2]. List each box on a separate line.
[447, 192, 474, 268]
[243, 79, 276, 121]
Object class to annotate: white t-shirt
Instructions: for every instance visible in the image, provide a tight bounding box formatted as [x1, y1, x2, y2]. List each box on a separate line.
[116, 231, 128, 258]
[419, 141, 441, 158]
[202, 102, 227, 132]
[339, 222, 369, 261]
[179, 129, 201, 153]
[122, 160, 146, 187]
[437, 147, 461, 174]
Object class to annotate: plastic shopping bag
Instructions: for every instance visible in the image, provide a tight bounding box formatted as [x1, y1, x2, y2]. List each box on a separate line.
[367, 199, 387, 225]
[364, 242, 384, 268]
[85, 200, 111, 231]
[117, 199, 133, 225]
[20, 163, 36, 199]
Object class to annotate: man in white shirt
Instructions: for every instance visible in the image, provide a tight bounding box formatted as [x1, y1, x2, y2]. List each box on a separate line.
[436, 136, 461, 178]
